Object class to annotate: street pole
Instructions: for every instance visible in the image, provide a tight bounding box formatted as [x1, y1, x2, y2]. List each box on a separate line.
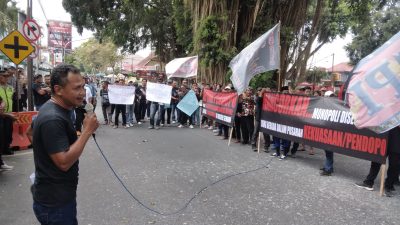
[331, 53, 335, 89]
[27, 0, 34, 111]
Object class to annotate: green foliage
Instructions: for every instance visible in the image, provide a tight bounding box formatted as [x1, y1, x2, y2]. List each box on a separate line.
[173, 0, 193, 55]
[345, 3, 400, 64]
[0, 0, 18, 36]
[62, 0, 189, 62]
[66, 38, 122, 73]
[194, 15, 235, 67]
[304, 68, 328, 83]
[249, 71, 276, 89]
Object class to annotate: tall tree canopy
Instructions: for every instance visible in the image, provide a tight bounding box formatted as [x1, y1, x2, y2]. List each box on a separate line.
[63, 0, 391, 86]
[65, 38, 122, 73]
[345, 1, 400, 64]
[0, 0, 18, 36]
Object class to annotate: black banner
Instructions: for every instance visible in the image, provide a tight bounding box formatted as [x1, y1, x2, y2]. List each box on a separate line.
[202, 89, 238, 127]
[260, 93, 388, 164]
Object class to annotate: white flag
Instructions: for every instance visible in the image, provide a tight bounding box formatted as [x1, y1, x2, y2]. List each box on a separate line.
[229, 23, 280, 94]
[166, 56, 198, 79]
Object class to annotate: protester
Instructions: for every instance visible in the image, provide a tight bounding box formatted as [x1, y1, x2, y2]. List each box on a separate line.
[149, 78, 164, 129]
[270, 86, 291, 160]
[191, 83, 201, 126]
[0, 69, 16, 169]
[126, 81, 135, 127]
[138, 79, 148, 122]
[251, 87, 271, 152]
[177, 85, 194, 128]
[239, 87, 255, 144]
[133, 81, 143, 124]
[31, 64, 99, 224]
[233, 94, 242, 143]
[171, 80, 179, 123]
[355, 126, 400, 197]
[320, 91, 336, 176]
[215, 86, 233, 139]
[113, 79, 127, 129]
[100, 81, 111, 125]
[32, 75, 51, 111]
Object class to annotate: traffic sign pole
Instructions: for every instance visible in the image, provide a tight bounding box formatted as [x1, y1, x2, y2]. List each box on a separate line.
[27, 0, 34, 111]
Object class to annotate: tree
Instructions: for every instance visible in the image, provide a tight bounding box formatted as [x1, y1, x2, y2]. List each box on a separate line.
[63, 0, 390, 86]
[0, 0, 18, 36]
[62, 0, 187, 64]
[345, 2, 400, 64]
[66, 39, 122, 74]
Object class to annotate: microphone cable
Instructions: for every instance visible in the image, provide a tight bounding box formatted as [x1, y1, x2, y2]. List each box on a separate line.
[92, 134, 273, 216]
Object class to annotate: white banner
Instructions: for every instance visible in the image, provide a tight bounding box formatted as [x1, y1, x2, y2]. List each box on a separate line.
[108, 85, 136, 104]
[146, 82, 172, 104]
[166, 56, 198, 79]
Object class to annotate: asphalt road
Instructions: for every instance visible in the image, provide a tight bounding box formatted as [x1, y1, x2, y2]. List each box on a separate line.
[1, 113, 400, 225]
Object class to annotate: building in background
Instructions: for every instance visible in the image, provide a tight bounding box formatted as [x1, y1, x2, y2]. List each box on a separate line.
[47, 20, 72, 66]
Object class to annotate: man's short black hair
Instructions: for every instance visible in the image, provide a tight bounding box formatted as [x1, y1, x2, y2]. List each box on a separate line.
[50, 64, 80, 93]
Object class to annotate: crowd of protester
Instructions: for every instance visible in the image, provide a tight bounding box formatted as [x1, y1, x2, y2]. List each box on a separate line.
[0, 65, 399, 197]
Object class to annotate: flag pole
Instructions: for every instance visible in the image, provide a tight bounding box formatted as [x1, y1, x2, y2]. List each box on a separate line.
[277, 21, 282, 92]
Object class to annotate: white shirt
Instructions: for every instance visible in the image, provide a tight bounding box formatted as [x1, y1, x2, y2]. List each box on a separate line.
[85, 85, 92, 103]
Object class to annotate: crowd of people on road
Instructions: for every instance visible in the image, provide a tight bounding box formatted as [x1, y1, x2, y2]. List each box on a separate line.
[95, 74, 400, 197]
[1, 64, 399, 197]
[1, 63, 399, 225]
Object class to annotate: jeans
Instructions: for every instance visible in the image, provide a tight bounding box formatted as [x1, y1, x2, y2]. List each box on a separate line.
[323, 151, 334, 172]
[146, 102, 151, 118]
[108, 104, 116, 123]
[150, 102, 159, 127]
[156, 104, 165, 125]
[191, 107, 200, 125]
[272, 137, 290, 156]
[101, 104, 111, 123]
[126, 104, 135, 124]
[171, 103, 177, 121]
[33, 200, 77, 225]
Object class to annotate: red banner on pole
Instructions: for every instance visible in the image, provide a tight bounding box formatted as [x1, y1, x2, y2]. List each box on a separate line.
[201, 89, 238, 127]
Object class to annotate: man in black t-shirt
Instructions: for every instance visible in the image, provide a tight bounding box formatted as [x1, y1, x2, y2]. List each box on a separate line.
[32, 75, 51, 111]
[31, 64, 99, 225]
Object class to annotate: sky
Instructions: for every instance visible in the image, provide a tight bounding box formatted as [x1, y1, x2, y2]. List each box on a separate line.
[14, 0, 351, 68]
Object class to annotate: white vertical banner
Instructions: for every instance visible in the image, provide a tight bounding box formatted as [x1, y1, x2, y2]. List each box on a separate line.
[108, 85, 136, 104]
[146, 82, 172, 104]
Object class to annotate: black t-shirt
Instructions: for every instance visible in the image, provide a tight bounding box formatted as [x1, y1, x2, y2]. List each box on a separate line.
[100, 89, 110, 106]
[31, 101, 78, 207]
[32, 83, 50, 106]
[171, 87, 179, 104]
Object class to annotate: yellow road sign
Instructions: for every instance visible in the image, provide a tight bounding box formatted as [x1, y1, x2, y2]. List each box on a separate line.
[0, 30, 34, 65]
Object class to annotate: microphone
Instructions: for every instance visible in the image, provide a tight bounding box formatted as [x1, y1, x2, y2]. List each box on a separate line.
[83, 103, 96, 138]
[84, 102, 94, 114]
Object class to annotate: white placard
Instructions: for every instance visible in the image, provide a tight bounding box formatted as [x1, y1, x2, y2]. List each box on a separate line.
[108, 85, 136, 104]
[146, 82, 172, 104]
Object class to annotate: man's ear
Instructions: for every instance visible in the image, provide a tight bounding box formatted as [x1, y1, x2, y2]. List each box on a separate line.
[53, 85, 63, 96]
